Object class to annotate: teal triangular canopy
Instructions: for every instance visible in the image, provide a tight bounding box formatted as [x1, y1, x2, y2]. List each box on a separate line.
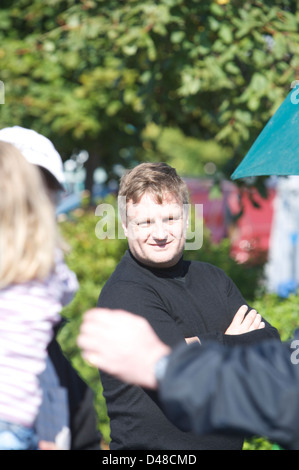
[231, 86, 299, 180]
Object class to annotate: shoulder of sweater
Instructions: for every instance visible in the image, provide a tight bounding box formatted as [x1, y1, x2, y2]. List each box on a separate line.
[188, 259, 226, 275]
[99, 257, 153, 293]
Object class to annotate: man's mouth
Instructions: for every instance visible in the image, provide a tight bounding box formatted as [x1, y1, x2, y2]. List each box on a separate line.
[149, 240, 172, 247]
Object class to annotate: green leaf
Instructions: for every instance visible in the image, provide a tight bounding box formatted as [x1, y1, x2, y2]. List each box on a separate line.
[170, 31, 185, 43]
[219, 24, 233, 44]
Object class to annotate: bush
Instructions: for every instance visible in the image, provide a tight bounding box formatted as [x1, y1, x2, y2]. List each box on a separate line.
[253, 293, 299, 342]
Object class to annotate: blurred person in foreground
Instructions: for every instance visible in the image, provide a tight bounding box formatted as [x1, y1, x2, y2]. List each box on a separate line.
[96, 162, 280, 450]
[0, 127, 101, 450]
[0, 141, 76, 449]
[78, 308, 299, 450]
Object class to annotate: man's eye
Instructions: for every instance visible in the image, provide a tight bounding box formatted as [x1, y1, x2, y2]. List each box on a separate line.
[166, 216, 179, 223]
[138, 220, 152, 227]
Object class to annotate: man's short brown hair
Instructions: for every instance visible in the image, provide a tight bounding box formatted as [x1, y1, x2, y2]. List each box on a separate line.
[118, 162, 189, 213]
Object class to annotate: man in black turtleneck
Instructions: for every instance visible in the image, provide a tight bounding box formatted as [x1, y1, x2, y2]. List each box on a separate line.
[97, 162, 280, 450]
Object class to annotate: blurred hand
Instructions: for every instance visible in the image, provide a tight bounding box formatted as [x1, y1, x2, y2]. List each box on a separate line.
[78, 308, 171, 389]
[225, 305, 265, 335]
[38, 441, 61, 450]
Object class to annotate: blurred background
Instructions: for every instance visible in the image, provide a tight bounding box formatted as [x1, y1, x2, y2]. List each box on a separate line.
[1, 0, 299, 450]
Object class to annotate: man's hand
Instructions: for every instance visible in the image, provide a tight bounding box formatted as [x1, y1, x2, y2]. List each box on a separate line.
[38, 441, 61, 450]
[225, 305, 265, 335]
[78, 308, 171, 389]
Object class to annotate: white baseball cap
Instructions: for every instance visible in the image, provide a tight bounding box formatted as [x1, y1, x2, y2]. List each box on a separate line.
[0, 126, 65, 190]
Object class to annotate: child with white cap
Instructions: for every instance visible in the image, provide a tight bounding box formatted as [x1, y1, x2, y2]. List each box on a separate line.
[0, 125, 65, 200]
[0, 130, 78, 449]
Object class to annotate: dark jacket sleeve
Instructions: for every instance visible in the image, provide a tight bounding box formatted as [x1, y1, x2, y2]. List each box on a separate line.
[158, 332, 299, 450]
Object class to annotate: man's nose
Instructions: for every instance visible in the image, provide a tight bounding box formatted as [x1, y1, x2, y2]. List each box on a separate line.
[151, 220, 168, 240]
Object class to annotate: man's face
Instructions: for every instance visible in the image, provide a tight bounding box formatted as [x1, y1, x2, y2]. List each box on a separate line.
[123, 191, 188, 268]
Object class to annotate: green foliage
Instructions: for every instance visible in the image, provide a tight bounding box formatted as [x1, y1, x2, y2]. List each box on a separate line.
[142, 123, 233, 177]
[243, 436, 274, 450]
[1, 1, 298, 182]
[254, 293, 299, 343]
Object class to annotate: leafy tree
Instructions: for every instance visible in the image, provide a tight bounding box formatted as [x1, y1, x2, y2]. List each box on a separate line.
[1, 0, 298, 188]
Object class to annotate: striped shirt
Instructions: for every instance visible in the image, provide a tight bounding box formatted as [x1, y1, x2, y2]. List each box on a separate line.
[0, 257, 78, 428]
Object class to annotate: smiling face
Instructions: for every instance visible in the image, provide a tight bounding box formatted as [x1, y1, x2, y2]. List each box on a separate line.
[123, 191, 188, 268]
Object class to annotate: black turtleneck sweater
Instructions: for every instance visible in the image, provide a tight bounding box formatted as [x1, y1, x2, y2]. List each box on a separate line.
[97, 250, 280, 450]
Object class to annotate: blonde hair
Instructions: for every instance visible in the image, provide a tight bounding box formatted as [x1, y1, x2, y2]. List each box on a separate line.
[118, 162, 189, 217]
[0, 141, 59, 288]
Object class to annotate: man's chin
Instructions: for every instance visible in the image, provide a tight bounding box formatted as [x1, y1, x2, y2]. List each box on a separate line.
[148, 252, 181, 268]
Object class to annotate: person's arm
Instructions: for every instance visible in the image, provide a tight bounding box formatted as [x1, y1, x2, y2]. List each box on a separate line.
[78, 309, 299, 450]
[187, 266, 280, 346]
[98, 281, 185, 347]
[222, 272, 280, 345]
[186, 304, 265, 345]
[159, 336, 299, 450]
[99, 280, 268, 349]
[78, 309, 171, 389]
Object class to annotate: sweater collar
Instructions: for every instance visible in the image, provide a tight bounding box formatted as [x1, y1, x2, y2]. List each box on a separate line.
[126, 249, 187, 279]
